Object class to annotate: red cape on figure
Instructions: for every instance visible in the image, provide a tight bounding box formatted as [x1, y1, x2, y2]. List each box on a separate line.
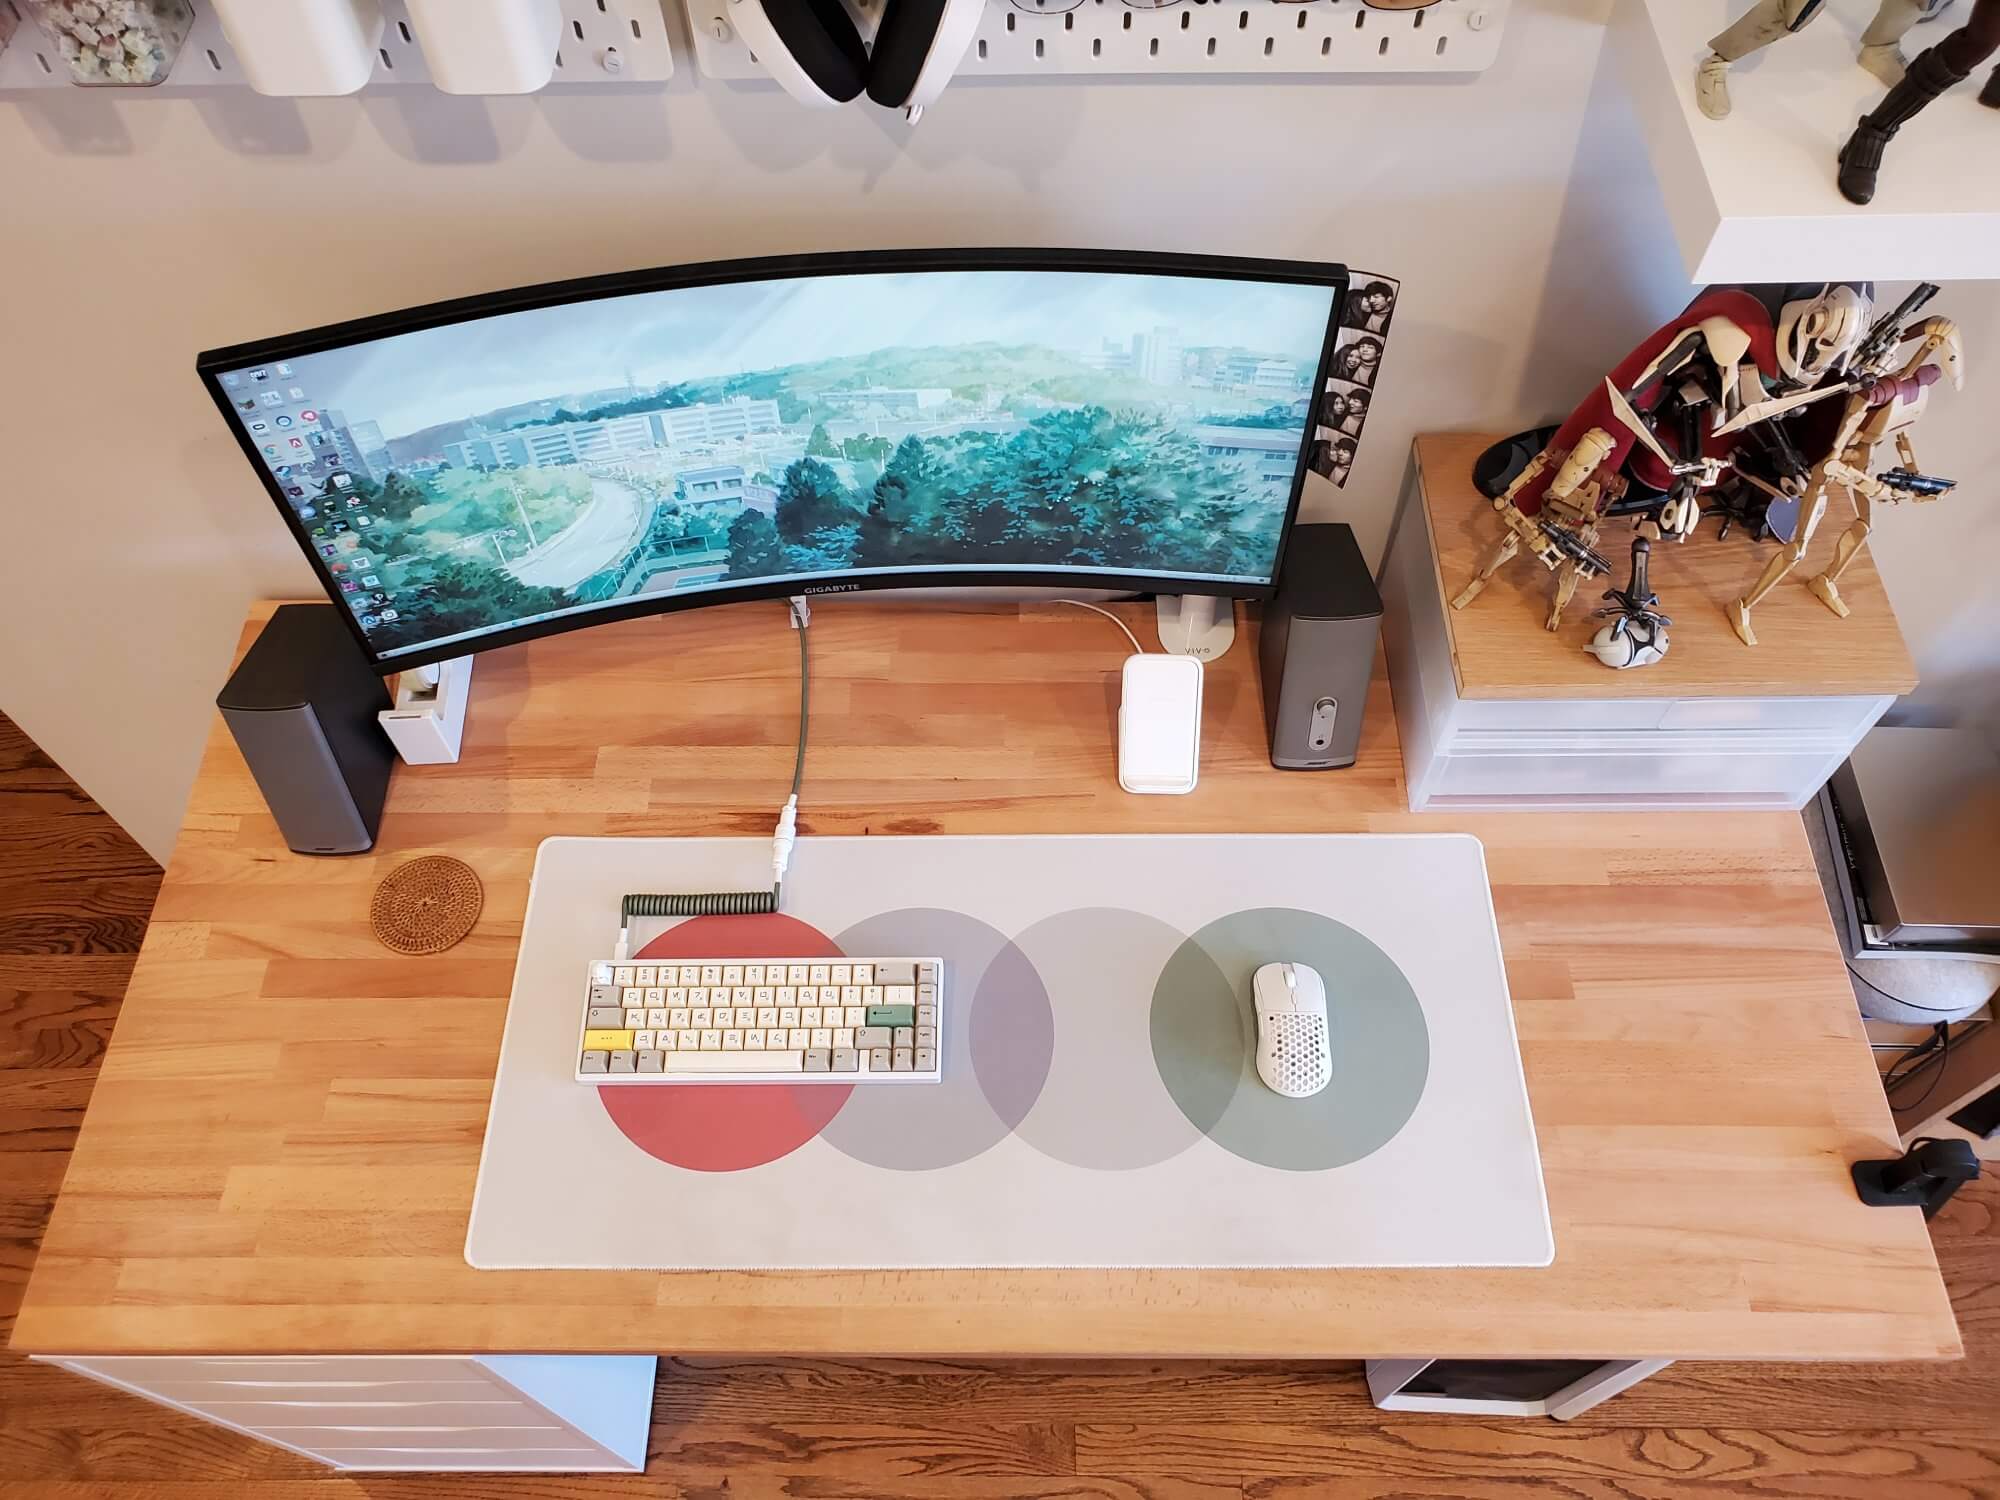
[1521, 288, 1781, 516]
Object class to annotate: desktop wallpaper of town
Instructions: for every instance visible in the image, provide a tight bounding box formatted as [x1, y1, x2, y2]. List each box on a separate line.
[215, 268, 1338, 658]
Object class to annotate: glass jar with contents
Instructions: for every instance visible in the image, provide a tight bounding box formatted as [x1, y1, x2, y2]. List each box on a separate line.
[23, 0, 194, 85]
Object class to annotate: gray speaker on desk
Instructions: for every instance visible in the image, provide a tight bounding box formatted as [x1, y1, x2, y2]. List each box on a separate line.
[216, 605, 394, 855]
[1259, 522, 1382, 770]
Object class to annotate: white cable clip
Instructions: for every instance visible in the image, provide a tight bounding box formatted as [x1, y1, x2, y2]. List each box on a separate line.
[789, 596, 810, 629]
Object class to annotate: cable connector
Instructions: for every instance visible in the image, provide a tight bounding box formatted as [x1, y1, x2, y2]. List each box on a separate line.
[772, 794, 798, 887]
[789, 596, 810, 629]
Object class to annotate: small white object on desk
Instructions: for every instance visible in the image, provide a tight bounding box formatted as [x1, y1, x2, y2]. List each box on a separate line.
[210, 0, 383, 96]
[379, 655, 472, 765]
[1118, 653, 1202, 795]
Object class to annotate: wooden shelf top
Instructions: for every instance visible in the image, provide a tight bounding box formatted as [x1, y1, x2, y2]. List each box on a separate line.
[1417, 433, 1920, 701]
[11, 596, 1954, 1363]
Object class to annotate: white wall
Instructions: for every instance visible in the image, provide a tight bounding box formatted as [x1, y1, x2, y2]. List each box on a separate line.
[0, 0, 1991, 860]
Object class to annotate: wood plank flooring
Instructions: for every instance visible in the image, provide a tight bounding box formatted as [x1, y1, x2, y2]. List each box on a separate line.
[2, 709, 1996, 1498]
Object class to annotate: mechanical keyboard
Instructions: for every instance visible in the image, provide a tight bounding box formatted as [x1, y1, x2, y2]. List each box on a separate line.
[575, 957, 942, 1084]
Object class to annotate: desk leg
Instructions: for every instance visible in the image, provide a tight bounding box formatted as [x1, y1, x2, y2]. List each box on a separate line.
[1367, 1357, 1673, 1420]
[37, 1354, 654, 1472]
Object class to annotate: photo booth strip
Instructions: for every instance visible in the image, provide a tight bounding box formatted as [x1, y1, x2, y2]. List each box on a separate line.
[1314, 270, 1402, 488]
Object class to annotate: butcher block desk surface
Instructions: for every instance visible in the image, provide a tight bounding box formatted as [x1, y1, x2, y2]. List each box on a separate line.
[11, 597, 1956, 1363]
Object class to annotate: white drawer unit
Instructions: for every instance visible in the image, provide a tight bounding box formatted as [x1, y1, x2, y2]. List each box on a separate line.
[1380, 438, 1914, 813]
[38, 1354, 654, 1473]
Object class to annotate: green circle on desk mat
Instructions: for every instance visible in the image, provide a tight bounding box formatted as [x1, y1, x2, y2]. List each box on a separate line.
[1149, 907, 1429, 1171]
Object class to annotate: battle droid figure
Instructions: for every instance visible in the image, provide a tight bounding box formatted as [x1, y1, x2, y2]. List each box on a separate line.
[1729, 295, 1962, 644]
[1451, 284, 1877, 659]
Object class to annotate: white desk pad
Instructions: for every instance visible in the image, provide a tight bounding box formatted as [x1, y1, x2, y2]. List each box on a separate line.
[467, 834, 1552, 1270]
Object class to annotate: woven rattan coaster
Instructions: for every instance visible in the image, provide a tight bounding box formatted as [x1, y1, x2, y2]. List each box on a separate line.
[370, 855, 483, 955]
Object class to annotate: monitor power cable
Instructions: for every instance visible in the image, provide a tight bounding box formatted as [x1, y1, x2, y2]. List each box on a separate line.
[614, 598, 810, 957]
[1050, 598, 1144, 655]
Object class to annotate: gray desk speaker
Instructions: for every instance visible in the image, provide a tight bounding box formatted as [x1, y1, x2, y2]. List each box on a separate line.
[216, 605, 394, 855]
[1258, 522, 1382, 770]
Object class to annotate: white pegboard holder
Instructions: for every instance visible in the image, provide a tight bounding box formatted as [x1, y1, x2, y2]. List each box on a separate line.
[686, 0, 1509, 81]
[0, 0, 672, 94]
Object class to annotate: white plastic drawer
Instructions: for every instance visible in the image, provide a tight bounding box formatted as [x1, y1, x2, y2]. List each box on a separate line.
[256, 1414, 586, 1450]
[287, 1444, 617, 1469]
[63, 1356, 492, 1387]
[1432, 745, 1837, 803]
[1657, 696, 1881, 733]
[1453, 697, 1669, 732]
[179, 1395, 542, 1427]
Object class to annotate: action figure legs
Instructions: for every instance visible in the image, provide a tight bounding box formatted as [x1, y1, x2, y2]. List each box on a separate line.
[1730, 492, 1828, 646]
[1842, 1, 2000, 203]
[1983, 64, 2000, 103]
[1859, 0, 1931, 86]
[1807, 497, 1874, 617]
[1701, 0, 1828, 118]
[1451, 530, 1519, 611]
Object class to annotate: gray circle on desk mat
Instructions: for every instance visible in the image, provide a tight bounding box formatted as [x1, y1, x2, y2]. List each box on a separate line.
[1150, 908, 1429, 1172]
[822, 908, 1053, 1171]
[1009, 906, 1205, 1171]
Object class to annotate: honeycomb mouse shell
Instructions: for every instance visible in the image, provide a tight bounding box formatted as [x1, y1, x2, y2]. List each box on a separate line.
[1251, 962, 1331, 1099]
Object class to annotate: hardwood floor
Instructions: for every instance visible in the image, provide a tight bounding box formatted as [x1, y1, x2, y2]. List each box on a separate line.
[2, 708, 1996, 1498]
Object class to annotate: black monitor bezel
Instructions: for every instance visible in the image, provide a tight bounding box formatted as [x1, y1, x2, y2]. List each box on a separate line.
[196, 248, 1350, 675]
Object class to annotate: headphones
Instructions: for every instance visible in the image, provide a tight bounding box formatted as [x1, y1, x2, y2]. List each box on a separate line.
[729, 0, 986, 118]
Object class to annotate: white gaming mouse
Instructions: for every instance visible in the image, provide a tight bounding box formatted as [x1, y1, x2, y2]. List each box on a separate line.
[1251, 962, 1332, 1099]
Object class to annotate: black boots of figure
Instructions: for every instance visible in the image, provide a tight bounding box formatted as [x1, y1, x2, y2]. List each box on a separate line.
[1984, 64, 2000, 106]
[1839, 44, 1971, 204]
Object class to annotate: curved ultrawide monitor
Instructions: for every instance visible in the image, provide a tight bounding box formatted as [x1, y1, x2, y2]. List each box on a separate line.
[199, 249, 1348, 672]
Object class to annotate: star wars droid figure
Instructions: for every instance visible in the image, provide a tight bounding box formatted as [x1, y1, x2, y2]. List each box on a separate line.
[1729, 296, 1962, 644]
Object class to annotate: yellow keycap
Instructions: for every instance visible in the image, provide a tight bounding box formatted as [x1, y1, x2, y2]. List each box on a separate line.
[583, 1028, 634, 1051]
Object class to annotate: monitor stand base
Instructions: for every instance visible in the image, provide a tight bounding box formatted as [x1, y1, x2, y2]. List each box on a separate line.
[1156, 594, 1235, 662]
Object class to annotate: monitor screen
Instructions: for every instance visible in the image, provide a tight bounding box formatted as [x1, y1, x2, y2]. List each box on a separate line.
[201, 252, 1345, 669]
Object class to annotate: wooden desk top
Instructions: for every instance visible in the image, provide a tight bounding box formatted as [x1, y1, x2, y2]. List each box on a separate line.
[12, 595, 1957, 1362]
[1417, 433, 1920, 701]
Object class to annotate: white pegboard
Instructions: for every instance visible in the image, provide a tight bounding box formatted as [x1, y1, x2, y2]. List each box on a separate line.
[0, 0, 672, 94]
[686, 0, 1509, 80]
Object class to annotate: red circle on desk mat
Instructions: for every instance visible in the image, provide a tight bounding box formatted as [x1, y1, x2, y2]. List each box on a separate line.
[598, 913, 855, 1173]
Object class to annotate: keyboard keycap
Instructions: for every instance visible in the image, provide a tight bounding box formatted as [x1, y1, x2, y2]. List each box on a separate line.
[722, 966, 743, 985]
[758, 1007, 780, 1027]
[692, 1008, 713, 1028]
[669, 1049, 802, 1074]
[700, 1029, 722, 1050]
[678, 1029, 701, 1051]
[611, 1051, 637, 1073]
[580, 1050, 609, 1073]
[765, 1027, 789, 1048]
[801, 1006, 822, 1027]
[915, 1025, 937, 1049]
[831, 964, 852, 984]
[638, 1050, 664, 1073]
[701, 966, 723, 985]
[886, 985, 916, 1004]
[877, 962, 916, 985]
[843, 1005, 866, 1027]
[634, 967, 657, 986]
[788, 1028, 810, 1048]
[722, 1030, 744, 1050]
[834, 1027, 855, 1049]
[832, 1047, 859, 1072]
[893, 1026, 914, 1048]
[867, 1005, 915, 1028]
[869, 1046, 892, 1072]
[634, 1030, 656, 1049]
[892, 1048, 913, 1072]
[745, 1030, 765, 1050]
[856, 1026, 892, 1050]
[584, 1028, 633, 1051]
[914, 1046, 936, 1072]
[853, 964, 874, 985]
[804, 1048, 831, 1072]
[587, 1006, 624, 1028]
[649, 1007, 672, 1028]
[916, 1005, 937, 1027]
[613, 967, 635, 986]
[659, 1031, 679, 1050]
[810, 1028, 833, 1049]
